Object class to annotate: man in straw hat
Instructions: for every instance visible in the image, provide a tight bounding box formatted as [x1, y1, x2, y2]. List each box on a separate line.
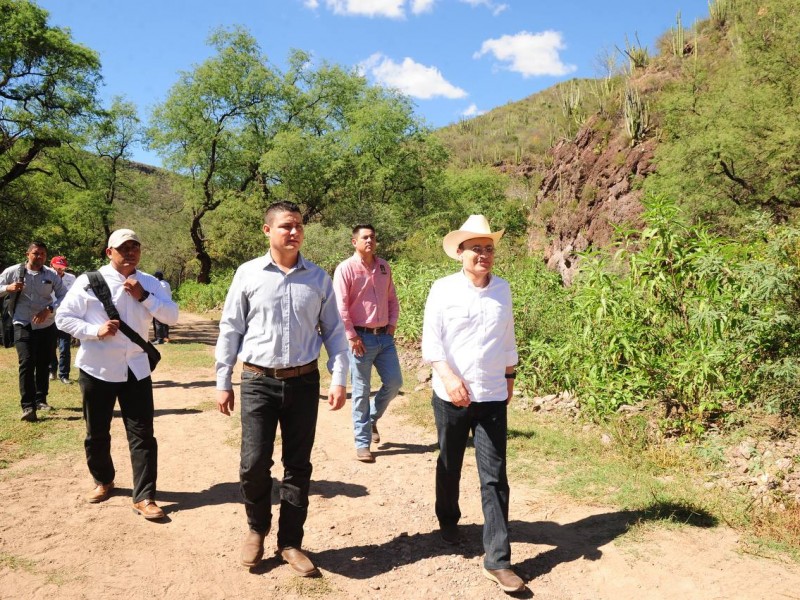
[421, 214, 525, 594]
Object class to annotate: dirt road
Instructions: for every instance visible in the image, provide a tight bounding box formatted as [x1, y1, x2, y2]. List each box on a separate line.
[1, 313, 799, 599]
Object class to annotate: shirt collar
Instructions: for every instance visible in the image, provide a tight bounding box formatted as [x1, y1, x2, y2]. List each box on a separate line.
[264, 251, 308, 271]
[458, 269, 493, 290]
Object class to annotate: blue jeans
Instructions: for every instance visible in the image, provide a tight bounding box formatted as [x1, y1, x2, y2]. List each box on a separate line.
[50, 328, 71, 378]
[432, 393, 511, 570]
[350, 332, 403, 448]
[239, 368, 320, 549]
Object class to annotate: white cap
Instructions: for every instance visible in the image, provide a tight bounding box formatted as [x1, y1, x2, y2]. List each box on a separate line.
[107, 229, 141, 249]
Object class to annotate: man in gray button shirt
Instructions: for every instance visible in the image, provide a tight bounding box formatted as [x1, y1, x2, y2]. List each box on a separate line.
[215, 201, 349, 577]
[0, 241, 66, 421]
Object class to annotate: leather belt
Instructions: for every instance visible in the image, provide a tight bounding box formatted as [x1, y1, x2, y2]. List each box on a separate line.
[354, 325, 388, 335]
[243, 360, 318, 380]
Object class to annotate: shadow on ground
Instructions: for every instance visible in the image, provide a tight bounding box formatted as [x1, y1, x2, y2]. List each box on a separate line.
[313, 503, 717, 582]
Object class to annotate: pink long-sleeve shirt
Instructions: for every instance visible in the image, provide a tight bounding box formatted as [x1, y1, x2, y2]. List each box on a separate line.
[333, 254, 399, 340]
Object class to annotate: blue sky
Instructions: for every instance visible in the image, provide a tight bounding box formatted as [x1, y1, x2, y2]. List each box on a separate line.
[37, 0, 708, 166]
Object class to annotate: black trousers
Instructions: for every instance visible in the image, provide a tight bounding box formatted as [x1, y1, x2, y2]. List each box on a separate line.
[79, 369, 158, 503]
[239, 368, 320, 549]
[15, 323, 56, 411]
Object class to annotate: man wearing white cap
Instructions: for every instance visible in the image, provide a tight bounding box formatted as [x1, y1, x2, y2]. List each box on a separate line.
[56, 229, 179, 519]
[421, 215, 525, 594]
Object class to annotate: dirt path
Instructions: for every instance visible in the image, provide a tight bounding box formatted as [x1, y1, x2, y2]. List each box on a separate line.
[2, 312, 800, 599]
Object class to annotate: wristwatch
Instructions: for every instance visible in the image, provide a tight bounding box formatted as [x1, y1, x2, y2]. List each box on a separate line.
[46, 304, 54, 313]
[138, 290, 150, 303]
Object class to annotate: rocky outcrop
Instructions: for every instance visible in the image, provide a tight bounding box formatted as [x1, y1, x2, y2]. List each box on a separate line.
[528, 115, 657, 285]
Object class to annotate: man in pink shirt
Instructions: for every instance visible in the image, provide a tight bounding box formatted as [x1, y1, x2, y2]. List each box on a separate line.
[333, 224, 402, 463]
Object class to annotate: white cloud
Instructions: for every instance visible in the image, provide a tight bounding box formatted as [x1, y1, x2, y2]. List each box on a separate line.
[461, 103, 485, 117]
[411, 0, 435, 14]
[360, 53, 467, 99]
[303, 0, 319, 8]
[474, 30, 577, 77]
[323, 0, 405, 18]
[459, 0, 508, 16]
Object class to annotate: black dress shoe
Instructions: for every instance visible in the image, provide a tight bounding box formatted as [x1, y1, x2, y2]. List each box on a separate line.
[20, 408, 37, 422]
[440, 524, 461, 544]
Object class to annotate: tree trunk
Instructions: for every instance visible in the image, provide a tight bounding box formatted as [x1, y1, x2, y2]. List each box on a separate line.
[190, 210, 212, 284]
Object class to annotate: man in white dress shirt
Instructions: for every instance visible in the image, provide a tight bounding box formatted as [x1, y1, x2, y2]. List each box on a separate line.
[421, 215, 525, 594]
[56, 229, 179, 519]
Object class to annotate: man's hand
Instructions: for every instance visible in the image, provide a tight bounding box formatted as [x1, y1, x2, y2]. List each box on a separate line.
[122, 278, 145, 301]
[349, 336, 365, 358]
[387, 325, 396, 337]
[5, 282, 23, 293]
[31, 308, 51, 325]
[97, 320, 120, 339]
[328, 385, 346, 411]
[217, 389, 235, 415]
[444, 375, 471, 407]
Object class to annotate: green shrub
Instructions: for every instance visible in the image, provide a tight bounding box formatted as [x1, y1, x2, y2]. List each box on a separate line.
[175, 270, 234, 312]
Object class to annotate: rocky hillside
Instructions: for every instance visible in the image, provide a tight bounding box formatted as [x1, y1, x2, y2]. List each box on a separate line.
[527, 115, 656, 285]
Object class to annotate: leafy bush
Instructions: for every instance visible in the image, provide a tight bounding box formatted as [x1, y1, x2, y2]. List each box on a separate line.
[526, 195, 800, 433]
[174, 270, 234, 312]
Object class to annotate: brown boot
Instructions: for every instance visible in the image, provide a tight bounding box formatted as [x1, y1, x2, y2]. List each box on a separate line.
[483, 567, 525, 593]
[278, 547, 319, 577]
[86, 482, 114, 504]
[132, 499, 165, 520]
[241, 530, 266, 567]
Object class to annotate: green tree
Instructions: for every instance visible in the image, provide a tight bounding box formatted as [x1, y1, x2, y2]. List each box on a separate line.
[0, 0, 101, 191]
[646, 0, 800, 222]
[261, 63, 447, 231]
[0, 0, 101, 265]
[148, 27, 282, 283]
[48, 97, 142, 261]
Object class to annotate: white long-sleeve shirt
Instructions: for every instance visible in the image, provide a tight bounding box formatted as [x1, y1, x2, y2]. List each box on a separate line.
[422, 270, 518, 403]
[56, 264, 179, 382]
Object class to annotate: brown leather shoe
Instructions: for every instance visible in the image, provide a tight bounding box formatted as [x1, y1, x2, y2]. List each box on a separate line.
[86, 482, 114, 504]
[132, 499, 165, 520]
[483, 567, 525, 593]
[279, 547, 319, 577]
[241, 530, 266, 567]
[356, 447, 374, 463]
[371, 422, 380, 444]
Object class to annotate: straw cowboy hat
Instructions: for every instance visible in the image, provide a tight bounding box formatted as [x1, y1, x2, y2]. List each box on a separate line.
[442, 215, 505, 260]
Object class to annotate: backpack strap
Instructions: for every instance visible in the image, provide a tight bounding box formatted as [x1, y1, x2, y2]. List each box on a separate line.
[5, 263, 27, 318]
[86, 271, 155, 356]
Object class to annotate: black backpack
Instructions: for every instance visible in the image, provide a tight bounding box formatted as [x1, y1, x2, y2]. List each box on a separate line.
[1, 264, 26, 348]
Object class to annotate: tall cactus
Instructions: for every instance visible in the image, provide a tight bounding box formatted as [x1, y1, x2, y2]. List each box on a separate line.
[708, 0, 733, 28]
[623, 86, 649, 146]
[671, 12, 685, 57]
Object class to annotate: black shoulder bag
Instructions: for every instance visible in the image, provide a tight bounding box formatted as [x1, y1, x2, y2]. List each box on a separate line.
[86, 271, 161, 371]
[1, 264, 26, 349]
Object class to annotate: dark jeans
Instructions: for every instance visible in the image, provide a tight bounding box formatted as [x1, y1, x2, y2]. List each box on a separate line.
[153, 318, 169, 342]
[239, 368, 320, 549]
[50, 328, 72, 378]
[432, 393, 511, 570]
[79, 369, 157, 503]
[15, 323, 56, 411]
